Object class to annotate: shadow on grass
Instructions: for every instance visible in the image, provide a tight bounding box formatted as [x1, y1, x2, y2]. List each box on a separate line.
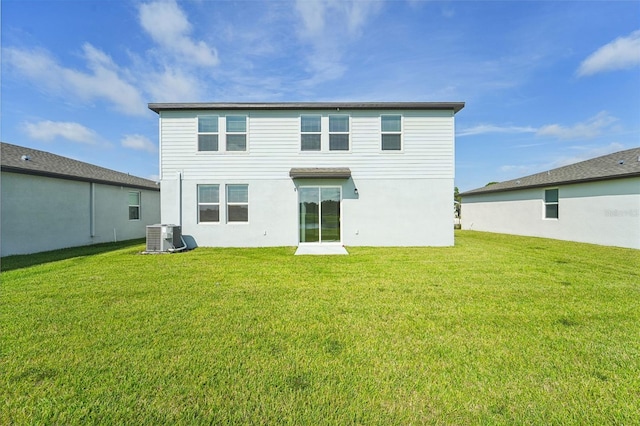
[1, 239, 145, 272]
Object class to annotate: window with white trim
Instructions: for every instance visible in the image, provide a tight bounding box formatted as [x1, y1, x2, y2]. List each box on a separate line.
[227, 184, 249, 222]
[544, 188, 559, 219]
[226, 115, 247, 151]
[329, 115, 349, 151]
[381, 115, 402, 150]
[128, 191, 140, 220]
[301, 115, 321, 151]
[198, 185, 220, 223]
[198, 115, 218, 151]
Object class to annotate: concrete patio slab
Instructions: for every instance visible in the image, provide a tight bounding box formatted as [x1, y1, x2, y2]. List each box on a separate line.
[294, 244, 349, 255]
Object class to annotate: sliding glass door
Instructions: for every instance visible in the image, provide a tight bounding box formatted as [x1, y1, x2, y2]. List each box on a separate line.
[299, 187, 341, 243]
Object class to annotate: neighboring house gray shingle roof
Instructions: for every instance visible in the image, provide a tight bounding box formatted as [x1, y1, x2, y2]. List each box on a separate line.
[460, 147, 640, 196]
[1, 142, 159, 191]
[148, 101, 465, 114]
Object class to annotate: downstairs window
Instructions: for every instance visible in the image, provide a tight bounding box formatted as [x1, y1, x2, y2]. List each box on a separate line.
[198, 185, 220, 223]
[544, 188, 559, 219]
[227, 184, 249, 222]
[128, 192, 141, 220]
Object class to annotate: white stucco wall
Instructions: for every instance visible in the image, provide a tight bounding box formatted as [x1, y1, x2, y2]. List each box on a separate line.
[343, 178, 453, 246]
[1, 172, 160, 256]
[158, 108, 457, 247]
[461, 177, 640, 249]
[161, 175, 453, 247]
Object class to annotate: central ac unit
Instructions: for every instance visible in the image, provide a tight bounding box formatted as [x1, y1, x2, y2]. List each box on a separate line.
[145, 224, 185, 253]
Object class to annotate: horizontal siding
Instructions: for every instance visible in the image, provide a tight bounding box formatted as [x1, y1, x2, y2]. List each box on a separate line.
[160, 109, 454, 180]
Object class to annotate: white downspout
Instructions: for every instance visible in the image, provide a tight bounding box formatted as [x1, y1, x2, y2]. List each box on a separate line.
[168, 172, 187, 253]
[90, 182, 96, 238]
[178, 171, 183, 227]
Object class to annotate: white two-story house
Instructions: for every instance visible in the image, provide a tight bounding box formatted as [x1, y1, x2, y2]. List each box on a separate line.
[149, 102, 464, 249]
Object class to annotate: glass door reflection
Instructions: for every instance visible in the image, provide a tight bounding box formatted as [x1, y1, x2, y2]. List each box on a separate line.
[299, 187, 341, 243]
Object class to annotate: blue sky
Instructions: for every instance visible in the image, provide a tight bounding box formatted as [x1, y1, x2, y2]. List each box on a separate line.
[2, 0, 639, 191]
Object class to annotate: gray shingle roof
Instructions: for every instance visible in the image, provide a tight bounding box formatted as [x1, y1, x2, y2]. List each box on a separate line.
[460, 147, 640, 196]
[148, 101, 465, 114]
[1, 142, 159, 191]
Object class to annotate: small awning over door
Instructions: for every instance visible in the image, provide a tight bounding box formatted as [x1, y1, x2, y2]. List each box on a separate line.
[289, 167, 351, 179]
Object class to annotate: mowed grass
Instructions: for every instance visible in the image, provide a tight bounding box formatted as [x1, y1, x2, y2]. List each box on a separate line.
[1, 231, 639, 424]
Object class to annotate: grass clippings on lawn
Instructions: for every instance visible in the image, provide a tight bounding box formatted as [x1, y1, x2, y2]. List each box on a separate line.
[1, 231, 639, 424]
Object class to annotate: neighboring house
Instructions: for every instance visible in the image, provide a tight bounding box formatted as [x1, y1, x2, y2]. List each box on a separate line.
[1, 142, 160, 256]
[460, 147, 640, 249]
[149, 102, 465, 249]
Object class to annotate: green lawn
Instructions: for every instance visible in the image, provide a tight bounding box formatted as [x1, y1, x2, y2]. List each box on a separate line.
[2, 232, 639, 424]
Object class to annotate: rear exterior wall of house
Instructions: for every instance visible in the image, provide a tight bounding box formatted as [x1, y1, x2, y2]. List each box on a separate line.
[158, 108, 458, 247]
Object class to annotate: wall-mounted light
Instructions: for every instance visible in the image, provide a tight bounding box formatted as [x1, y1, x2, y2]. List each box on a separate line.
[354, 188, 359, 195]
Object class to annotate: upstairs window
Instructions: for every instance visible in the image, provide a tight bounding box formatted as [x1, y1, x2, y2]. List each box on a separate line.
[301, 115, 321, 151]
[329, 115, 350, 151]
[198, 185, 220, 223]
[226, 115, 247, 151]
[198, 115, 218, 151]
[227, 184, 249, 223]
[128, 191, 141, 220]
[544, 189, 559, 219]
[381, 115, 402, 151]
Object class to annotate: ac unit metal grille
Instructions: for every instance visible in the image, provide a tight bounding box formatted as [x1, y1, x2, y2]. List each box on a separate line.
[146, 225, 162, 252]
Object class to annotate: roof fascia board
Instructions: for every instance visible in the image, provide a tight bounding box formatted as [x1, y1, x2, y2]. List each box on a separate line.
[148, 102, 465, 114]
[1, 167, 160, 191]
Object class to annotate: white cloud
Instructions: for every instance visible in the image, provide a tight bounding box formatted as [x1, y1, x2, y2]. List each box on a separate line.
[295, 0, 326, 36]
[294, 0, 382, 83]
[22, 120, 100, 144]
[4, 45, 147, 116]
[460, 112, 619, 141]
[144, 67, 201, 102]
[577, 30, 640, 76]
[139, 0, 218, 67]
[295, 0, 379, 38]
[121, 134, 157, 153]
[536, 111, 618, 140]
[73, 44, 148, 114]
[4, 1, 218, 114]
[3, 46, 55, 77]
[457, 124, 537, 137]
